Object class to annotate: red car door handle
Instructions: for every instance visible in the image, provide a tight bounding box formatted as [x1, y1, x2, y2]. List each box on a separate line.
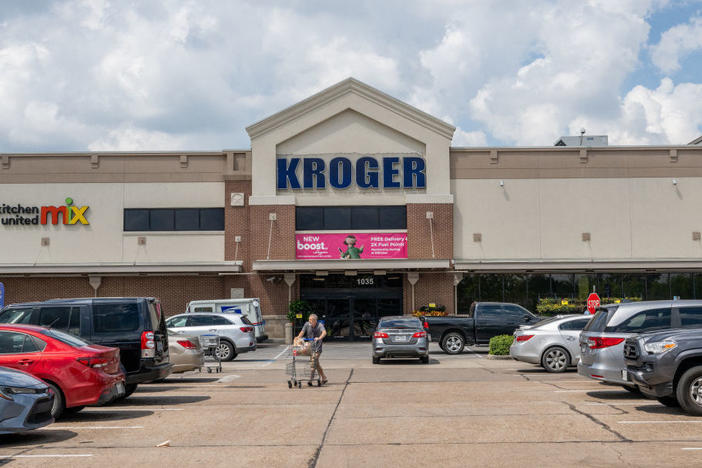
[18, 359, 34, 365]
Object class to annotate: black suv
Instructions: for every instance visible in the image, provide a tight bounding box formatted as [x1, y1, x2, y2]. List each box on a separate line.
[625, 328, 702, 415]
[0, 297, 171, 397]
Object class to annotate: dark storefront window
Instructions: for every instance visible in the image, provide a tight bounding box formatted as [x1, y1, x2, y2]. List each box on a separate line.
[670, 273, 693, 299]
[647, 273, 670, 300]
[457, 272, 700, 317]
[295, 206, 406, 230]
[124, 208, 225, 231]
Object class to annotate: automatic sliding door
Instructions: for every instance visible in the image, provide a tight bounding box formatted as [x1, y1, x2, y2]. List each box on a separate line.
[323, 299, 351, 340]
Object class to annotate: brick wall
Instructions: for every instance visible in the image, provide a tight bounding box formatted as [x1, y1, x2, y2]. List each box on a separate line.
[249, 205, 296, 261]
[0, 275, 225, 318]
[406, 203, 453, 259]
[414, 273, 455, 314]
[224, 180, 252, 268]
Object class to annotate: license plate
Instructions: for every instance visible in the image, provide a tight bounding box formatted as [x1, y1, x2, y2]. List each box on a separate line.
[621, 370, 628, 381]
[116, 381, 125, 396]
[394, 335, 408, 342]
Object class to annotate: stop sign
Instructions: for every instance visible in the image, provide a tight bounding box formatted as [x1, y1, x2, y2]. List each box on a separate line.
[587, 293, 601, 315]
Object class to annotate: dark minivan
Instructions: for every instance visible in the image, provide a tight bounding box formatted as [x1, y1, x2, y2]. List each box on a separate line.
[0, 298, 171, 397]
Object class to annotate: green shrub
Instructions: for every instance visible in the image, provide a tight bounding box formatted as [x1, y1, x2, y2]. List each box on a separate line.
[287, 300, 311, 323]
[535, 297, 641, 316]
[489, 335, 514, 355]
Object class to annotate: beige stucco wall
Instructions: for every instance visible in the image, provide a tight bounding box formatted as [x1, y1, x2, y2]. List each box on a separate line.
[453, 177, 702, 261]
[0, 182, 224, 265]
[276, 110, 427, 206]
[249, 83, 454, 206]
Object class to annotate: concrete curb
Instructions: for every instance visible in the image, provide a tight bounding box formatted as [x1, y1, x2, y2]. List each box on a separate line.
[486, 354, 513, 360]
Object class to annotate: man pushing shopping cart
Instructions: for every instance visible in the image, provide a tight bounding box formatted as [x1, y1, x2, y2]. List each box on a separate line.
[296, 313, 328, 386]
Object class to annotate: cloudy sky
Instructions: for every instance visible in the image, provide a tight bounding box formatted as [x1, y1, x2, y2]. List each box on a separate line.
[1, 0, 701, 151]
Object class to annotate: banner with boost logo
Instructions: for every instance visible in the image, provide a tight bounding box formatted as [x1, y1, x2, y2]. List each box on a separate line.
[296, 233, 407, 260]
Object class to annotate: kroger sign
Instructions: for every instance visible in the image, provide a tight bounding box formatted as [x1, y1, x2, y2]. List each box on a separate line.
[277, 156, 426, 190]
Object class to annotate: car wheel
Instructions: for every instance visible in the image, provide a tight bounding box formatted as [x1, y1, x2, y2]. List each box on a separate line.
[420, 356, 429, 364]
[656, 396, 680, 408]
[621, 385, 641, 394]
[676, 365, 702, 416]
[214, 341, 236, 361]
[441, 332, 465, 355]
[64, 405, 85, 414]
[372, 357, 380, 364]
[46, 382, 64, 419]
[541, 346, 569, 373]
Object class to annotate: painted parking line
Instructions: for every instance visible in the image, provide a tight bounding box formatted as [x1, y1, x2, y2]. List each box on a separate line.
[83, 408, 184, 412]
[584, 402, 651, 406]
[618, 420, 702, 424]
[259, 345, 290, 368]
[0, 454, 93, 459]
[554, 390, 596, 393]
[217, 374, 241, 383]
[682, 448, 702, 451]
[50, 425, 144, 430]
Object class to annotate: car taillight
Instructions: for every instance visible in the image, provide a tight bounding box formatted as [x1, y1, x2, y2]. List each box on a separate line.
[412, 331, 426, 338]
[77, 357, 109, 368]
[516, 335, 534, 342]
[240, 326, 254, 333]
[588, 337, 625, 349]
[141, 331, 155, 358]
[374, 332, 389, 339]
[177, 340, 197, 349]
[423, 321, 429, 329]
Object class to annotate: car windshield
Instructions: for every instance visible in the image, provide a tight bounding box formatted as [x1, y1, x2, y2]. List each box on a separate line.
[379, 319, 420, 329]
[40, 328, 90, 348]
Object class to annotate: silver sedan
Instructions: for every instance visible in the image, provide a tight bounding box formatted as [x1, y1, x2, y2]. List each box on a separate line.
[510, 315, 592, 373]
[0, 366, 54, 434]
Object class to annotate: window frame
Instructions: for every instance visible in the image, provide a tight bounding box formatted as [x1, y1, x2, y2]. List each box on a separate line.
[295, 206, 407, 231]
[124, 208, 225, 232]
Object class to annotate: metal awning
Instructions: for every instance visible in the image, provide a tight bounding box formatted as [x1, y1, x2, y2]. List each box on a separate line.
[0, 261, 243, 275]
[454, 259, 702, 273]
[253, 259, 450, 272]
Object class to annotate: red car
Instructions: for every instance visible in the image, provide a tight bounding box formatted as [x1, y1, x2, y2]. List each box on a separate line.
[0, 324, 125, 418]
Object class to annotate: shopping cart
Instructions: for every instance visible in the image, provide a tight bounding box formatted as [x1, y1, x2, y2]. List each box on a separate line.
[199, 334, 223, 373]
[286, 338, 322, 389]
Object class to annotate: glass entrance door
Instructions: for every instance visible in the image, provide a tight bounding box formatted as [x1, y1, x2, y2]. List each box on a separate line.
[301, 273, 404, 341]
[324, 299, 352, 340]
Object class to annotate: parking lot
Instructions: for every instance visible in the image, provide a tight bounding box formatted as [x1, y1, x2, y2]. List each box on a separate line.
[2, 342, 702, 467]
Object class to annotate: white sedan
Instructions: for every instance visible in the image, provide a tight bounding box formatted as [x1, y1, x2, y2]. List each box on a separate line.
[166, 313, 256, 361]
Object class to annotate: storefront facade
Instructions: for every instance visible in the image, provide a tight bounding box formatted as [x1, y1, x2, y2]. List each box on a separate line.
[2, 78, 702, 338]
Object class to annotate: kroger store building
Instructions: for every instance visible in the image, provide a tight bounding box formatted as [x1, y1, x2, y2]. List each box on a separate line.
[2, 78, 702, 338]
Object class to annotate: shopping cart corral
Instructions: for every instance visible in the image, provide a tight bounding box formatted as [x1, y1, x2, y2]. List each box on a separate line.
[286, 338, 322, 388]
[199, 334, 223, 373]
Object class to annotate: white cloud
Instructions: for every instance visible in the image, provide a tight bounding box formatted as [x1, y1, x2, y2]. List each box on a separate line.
[651, 16, 702, 73]
[571, 78, 702, 145]
[452, 128, 487, 146]
[0, 0, 699, 152]
[88, 125, 187, 151]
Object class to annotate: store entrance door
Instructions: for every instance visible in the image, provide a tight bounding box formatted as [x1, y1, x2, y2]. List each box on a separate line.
[300, 274, 403, 341]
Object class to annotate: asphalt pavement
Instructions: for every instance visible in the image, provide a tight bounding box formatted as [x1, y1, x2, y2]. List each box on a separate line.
[2, 342, 702, 467]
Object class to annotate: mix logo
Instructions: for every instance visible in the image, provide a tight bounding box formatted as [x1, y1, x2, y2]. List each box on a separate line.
[41, 197, 90, 225]
[0, 197, 89, 226]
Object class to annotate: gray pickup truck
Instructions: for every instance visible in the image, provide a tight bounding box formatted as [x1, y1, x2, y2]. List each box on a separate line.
[425, 302, 540, 354]
[625, 329, 702, 415]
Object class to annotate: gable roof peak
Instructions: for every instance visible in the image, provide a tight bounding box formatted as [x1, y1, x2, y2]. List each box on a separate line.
[246, 77, 455, 140]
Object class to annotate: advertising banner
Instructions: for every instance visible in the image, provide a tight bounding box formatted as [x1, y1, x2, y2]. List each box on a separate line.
[296, 233, 407, 260]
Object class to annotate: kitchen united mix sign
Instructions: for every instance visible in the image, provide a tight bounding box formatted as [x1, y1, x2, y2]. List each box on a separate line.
[0, 197, 89, 226]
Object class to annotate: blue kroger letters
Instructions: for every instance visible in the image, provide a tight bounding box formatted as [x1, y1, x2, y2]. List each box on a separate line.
[277, 156, 426, 190]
